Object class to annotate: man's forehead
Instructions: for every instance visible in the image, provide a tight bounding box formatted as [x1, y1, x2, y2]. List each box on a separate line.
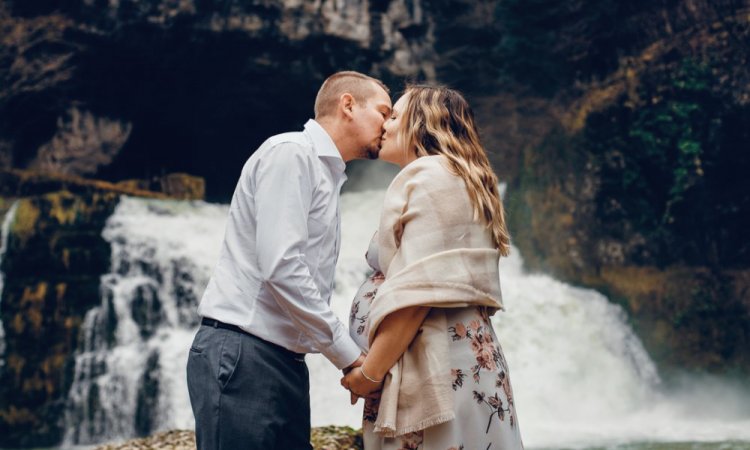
[376, 100, 392, 110]
[370, 83, 392, 105]
[373, 92, 392, 110]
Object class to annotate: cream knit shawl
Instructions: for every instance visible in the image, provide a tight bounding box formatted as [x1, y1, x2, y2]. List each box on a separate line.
[369, 155, 504, 437]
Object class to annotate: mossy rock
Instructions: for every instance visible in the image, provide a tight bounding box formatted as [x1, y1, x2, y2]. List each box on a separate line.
[583, 265, 750, 372]
[93, 427, 364, 450]
[0, 169, 205, 201]
[506, 52, 750, 374]
[311, 425, 364, 450]
[116, 173, 206, 201]
[0, 190, 119, 447]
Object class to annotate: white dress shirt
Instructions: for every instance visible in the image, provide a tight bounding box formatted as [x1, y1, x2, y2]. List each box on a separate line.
[197, 119, 361, 369]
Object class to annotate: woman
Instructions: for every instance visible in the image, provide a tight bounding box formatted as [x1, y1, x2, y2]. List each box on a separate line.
[342, 85, 524, 449]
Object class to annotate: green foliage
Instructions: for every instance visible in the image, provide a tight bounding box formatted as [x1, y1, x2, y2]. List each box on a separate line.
[627, 62, 718, 224]
[586, 59, 750, 266]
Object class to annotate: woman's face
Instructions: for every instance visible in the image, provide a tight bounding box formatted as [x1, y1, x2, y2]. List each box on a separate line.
[378, 93, 416, 168]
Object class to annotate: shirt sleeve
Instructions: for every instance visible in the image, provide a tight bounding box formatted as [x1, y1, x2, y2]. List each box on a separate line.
[253, 142, 361, 369]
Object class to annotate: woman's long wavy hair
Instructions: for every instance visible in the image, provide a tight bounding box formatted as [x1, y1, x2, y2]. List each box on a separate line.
[398, 85, 511, 256]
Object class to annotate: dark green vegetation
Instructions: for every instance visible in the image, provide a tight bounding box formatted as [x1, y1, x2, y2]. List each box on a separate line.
[501, 0, 750, 373]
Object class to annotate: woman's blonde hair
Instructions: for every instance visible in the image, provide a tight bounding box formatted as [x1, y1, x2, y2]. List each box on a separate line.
[398, 84, 511, 256]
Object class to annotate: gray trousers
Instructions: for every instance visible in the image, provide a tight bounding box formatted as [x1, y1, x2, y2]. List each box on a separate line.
[186, 323, 313, 450]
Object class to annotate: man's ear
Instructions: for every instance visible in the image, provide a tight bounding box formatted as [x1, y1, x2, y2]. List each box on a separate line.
[339, 93, 355, 119]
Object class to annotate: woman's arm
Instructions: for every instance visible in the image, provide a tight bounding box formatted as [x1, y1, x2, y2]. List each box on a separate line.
[341, 305, 431, 399]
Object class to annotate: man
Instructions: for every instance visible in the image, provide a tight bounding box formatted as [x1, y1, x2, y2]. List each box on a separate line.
[186, 71, 392, 450]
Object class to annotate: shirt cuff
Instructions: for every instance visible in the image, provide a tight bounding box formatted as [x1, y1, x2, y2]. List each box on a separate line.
[321, 332, 362, 370]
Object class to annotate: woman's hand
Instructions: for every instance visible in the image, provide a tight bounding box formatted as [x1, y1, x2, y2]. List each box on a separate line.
[340, 305, 430, 404]
[340, 367, 383, 404]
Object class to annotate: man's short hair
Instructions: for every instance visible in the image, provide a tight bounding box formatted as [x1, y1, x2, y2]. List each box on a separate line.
[314, 71, 389, 119]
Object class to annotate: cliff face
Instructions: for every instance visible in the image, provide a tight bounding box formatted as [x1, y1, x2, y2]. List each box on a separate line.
[0, 0, 529, 193]
[0, 172, 202, 447]
[0, 0, 437, 200]
[501, 0, 750, 373]
[0, 190, 118, 447]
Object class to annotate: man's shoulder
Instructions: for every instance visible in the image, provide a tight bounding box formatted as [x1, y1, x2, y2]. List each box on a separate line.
[249, 130, 315, 167]
[267, 131, 312, 150]
[249, 131, 313, 163]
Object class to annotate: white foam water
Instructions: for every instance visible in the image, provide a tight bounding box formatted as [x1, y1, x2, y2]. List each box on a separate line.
[494, 249, 750, 448]
[57, 185, 750, 448]
[62, 197, 227, 445]
[0, 201, 19, 370]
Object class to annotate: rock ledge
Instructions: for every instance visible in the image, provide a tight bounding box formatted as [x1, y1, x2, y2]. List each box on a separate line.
[94, 426, 364, 450]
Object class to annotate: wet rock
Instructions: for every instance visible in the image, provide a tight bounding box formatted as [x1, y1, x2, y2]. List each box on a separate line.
[134, 352, 160, 438]
[0, 190, 118, 447]
[0, 169, 205, 201]
[131, 284, 163, 340]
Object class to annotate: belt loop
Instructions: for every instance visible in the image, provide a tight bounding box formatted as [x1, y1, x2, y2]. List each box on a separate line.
[211, 319, 217, 328]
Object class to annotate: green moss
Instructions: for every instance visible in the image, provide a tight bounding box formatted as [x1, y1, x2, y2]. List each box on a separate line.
[10, 199, 40, 248]
[0, 190, 119, 447]
[585, 58, 750, 267]
[310, 425, 363, 450]
[507, 67, 750, 370]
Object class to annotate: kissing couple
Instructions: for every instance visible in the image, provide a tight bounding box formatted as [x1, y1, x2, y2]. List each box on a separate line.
[187, 71, 523, 450]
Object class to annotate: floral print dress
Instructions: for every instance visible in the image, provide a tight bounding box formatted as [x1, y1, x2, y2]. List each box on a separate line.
[349, 234, 524, 450]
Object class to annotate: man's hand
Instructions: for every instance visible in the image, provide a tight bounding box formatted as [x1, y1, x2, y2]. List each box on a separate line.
[342, 353, 366, 375]
[340, 367, 383, 404]
[342, 353, 366, 404]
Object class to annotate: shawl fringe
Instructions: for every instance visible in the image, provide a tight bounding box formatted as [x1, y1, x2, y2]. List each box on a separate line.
[374, 412, 457, 438]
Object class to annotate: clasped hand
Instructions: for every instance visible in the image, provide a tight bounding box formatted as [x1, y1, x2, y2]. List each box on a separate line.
[341, 357, 383, 404]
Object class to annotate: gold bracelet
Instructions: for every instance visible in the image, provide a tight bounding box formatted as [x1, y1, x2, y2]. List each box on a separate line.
[359, 366, 383, 384]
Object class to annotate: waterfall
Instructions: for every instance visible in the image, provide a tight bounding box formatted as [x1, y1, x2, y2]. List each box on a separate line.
[0, 201, 20, 372]
[62, 197, 228, 445]
[59, 186, 750, 448]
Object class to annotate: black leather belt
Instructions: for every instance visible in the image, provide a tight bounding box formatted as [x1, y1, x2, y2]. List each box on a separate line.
[201, 317, 305, 359]
[202, 317, 248, 335]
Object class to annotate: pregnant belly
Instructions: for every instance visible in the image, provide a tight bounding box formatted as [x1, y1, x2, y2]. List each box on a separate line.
[348, 271, 384, 351]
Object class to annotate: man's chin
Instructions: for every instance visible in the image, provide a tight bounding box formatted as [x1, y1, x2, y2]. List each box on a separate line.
[363, 145, 381, 160]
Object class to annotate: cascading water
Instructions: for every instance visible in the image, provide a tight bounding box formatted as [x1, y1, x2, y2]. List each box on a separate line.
[62, 197, 228, 445]
[60, 180, 750, 448]
[0, 201, 19, 373]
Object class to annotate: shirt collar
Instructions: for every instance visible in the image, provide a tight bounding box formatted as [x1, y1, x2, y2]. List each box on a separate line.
[304, 119, 343, 161]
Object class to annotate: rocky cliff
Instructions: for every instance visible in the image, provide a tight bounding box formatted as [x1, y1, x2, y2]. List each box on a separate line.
[499, 0, 750, 373]
[0, 172, 202, 447]
[0, 0, 440, 200]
